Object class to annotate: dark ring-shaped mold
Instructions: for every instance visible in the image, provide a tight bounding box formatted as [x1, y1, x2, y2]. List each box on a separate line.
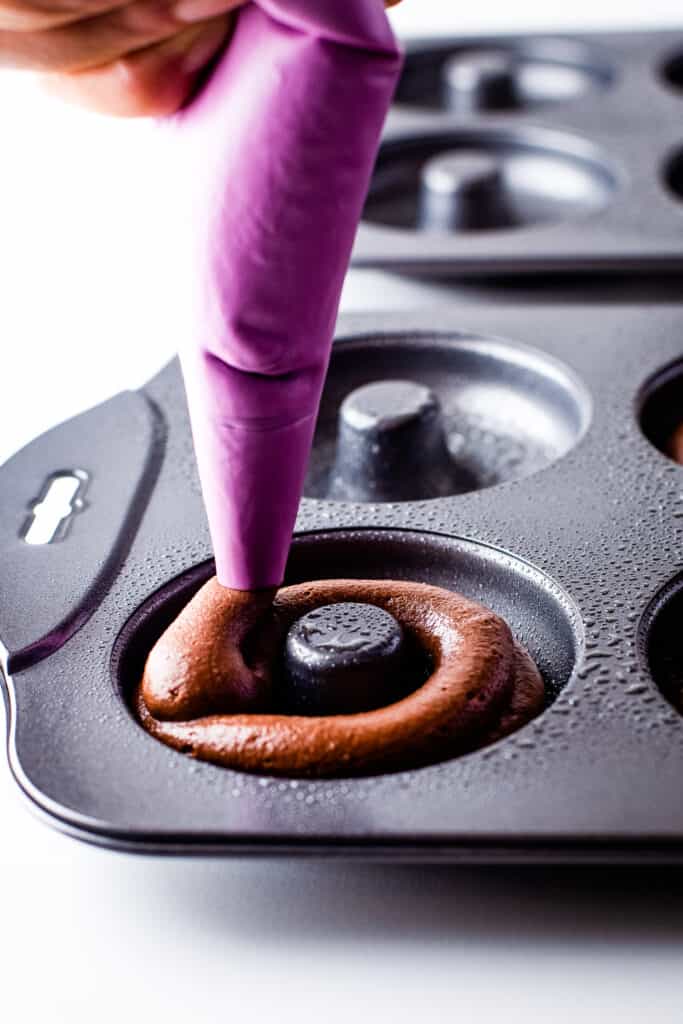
[363, 128, 618, 234]
[395, 38, 615, 114]
[304, 332, 591, 503]
[638, 356, 683, 465]
[114, 529, 582, 778]
[639, 574, 683, 714]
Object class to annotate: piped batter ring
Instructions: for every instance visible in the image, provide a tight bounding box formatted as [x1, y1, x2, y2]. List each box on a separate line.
[136, 579, 544, 777]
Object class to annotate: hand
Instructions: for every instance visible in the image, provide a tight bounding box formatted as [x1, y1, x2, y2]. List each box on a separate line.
[2, 0, 402, 117]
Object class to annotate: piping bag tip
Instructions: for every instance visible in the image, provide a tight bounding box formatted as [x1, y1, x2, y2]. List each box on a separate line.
[170, 0, 402, 590]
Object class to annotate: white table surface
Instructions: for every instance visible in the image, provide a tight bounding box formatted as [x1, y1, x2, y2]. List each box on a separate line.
[2, 3, 683, 1021]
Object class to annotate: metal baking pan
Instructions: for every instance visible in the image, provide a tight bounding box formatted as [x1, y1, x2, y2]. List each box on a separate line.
[352, 31, 683, 276]
[3, 305, 683, 860]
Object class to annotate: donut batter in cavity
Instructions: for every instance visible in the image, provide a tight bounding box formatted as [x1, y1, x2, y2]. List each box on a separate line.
[668, 422, 683, 464]
[136, 579, 544, 777]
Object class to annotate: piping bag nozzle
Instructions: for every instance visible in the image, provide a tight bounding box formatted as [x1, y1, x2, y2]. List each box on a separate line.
[170, 0, 402, 590]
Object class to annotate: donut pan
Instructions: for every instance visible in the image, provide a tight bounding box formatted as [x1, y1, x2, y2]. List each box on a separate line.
[352, 30, 683, 276]
[4, 305, 683, 862]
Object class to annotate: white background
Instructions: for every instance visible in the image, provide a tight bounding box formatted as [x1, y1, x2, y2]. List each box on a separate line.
[2, 3, 683, 1022]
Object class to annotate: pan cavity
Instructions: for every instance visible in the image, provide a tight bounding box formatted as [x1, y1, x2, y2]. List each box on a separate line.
[114, 529, 582, 761]
[362, 129, 618, 234]
[661, 52, 683, 96]
[664, 146, 683, 205]
[303, 332, 590, 503]
[638, 357, 683, 466]
[395, 39, 614, 114]
[640, 575, 683, 716]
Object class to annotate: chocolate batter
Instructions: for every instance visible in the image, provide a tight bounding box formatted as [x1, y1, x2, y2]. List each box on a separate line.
[137, 578, 544, 777]
[668, 422, 683, 464]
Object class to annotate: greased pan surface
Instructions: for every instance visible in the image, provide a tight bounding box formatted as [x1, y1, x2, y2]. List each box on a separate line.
[2, 306, 683, 859]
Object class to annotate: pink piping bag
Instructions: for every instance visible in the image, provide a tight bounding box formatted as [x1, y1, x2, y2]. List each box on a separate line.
[172, 0, 402, 590]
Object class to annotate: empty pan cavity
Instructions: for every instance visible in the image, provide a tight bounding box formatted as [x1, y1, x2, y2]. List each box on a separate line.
[664, 145, 683, 205]
[661, 50, 683, 96]
[395, 38, 614, 114]
[363, 128, 618, 234]
[640, 575, 683, 715]
[303, 333, 590, 503]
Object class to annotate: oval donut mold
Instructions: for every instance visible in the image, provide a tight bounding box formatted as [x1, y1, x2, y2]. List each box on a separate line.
[136, 579, 544, 777]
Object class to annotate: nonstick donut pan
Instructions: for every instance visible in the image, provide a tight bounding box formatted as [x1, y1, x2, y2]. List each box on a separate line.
[352, 30, 683, 276]
[4, 305, 683, 861]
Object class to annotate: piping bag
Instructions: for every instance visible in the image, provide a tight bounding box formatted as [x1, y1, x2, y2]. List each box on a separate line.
[172, 0, 402, 590]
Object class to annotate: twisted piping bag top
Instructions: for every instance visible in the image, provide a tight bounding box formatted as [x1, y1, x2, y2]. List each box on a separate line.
[171, 0, 402, 589]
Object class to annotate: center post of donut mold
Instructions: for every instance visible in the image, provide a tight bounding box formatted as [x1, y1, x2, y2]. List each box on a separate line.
[282, 602, 409, 715]
[418, 151, 515, 232]
[328, 379, 463, 501]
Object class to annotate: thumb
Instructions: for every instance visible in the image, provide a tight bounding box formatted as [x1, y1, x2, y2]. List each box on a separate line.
[42, 14, 233, 118]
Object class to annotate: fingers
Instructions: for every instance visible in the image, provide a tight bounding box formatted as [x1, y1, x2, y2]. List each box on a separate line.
[24, 0, 402, 116]
[0, 0, 129, 33]
[168, 0, 236, 21]
[42, 11, 232, 114]
[0, 0, 244, 72]
[0, 0, 400, 43]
